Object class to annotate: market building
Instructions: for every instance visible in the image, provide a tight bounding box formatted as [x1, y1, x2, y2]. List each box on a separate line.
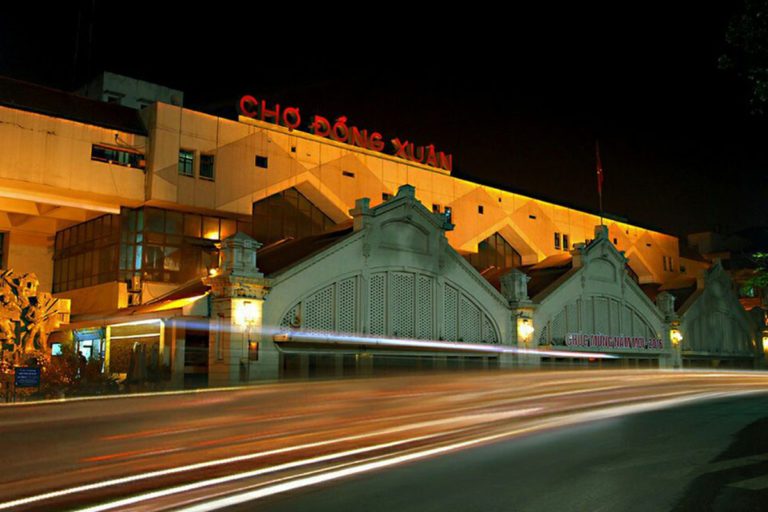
[0, 74, 764, 386]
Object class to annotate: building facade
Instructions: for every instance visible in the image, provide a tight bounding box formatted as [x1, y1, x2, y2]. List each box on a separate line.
[0, 76, 763, 386]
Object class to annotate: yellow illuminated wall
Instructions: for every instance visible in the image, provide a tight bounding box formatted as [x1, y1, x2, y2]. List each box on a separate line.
[0, 105, 147, 291]
[145, 104, 682, 285]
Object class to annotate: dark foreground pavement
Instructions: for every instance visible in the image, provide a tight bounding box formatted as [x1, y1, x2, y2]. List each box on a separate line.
[249, 394, 768, 512]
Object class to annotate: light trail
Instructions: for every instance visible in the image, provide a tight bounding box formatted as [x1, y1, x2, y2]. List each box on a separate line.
[166, 317, 620, 360]
[0, 408, 537, 511]
[172, 391, 754, 512]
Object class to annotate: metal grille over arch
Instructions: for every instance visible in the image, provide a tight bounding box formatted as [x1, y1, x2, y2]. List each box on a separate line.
[278, 271, 501, 344]
[544, 296, 658, 346]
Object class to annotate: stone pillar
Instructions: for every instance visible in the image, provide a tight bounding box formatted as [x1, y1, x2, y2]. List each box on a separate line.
[656, 291, 682, 369]
[500, 269, 537, 368]
[203, 232, 271, 387]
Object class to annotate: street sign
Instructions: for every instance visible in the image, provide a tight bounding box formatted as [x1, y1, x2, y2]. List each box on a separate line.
[14, 367, 41, 388]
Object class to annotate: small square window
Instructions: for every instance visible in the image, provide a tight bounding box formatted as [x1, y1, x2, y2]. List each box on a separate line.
[255, 155, 268, 168]
[291, 146, 296, 153]
[478, 205, 484, 214]
[178, 150, 194, 177]
[200, 154, 215, 181]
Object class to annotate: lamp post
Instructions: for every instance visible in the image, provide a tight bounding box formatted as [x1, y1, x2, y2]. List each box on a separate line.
[233, 299, 261, 382]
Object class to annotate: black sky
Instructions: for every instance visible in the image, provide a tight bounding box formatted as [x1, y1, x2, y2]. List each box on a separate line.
[1, 3, 766, 237]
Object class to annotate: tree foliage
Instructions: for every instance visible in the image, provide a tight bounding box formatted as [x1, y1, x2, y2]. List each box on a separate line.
[720, 0, 768, 114]
[741, 252, 768, 296]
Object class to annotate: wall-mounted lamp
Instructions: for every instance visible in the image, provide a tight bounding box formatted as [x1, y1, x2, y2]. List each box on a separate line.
[670, 328, 683, 345]
[233, 299, 261, 328]
[517, 317, 534, 343]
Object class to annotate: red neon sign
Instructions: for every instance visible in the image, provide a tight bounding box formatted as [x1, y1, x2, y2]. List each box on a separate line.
[238, 96, 452, 172]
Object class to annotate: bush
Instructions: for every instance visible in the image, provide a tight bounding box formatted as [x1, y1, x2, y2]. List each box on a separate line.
[37, 344, 119, 398]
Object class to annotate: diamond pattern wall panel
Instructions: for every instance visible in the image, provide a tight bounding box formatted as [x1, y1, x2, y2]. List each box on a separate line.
[444, 285, 458, 341]
[370, 272, 386, 336]
[337, 277, 356, 333]
[416, 275, 433, 340]
[459, 295, 481, 343]
[391, 272, 415, 338]
[303, 285, 334, 332]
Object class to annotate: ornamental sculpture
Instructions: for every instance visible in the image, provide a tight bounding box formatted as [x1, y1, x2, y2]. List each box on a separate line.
[0, 270, 70, 365]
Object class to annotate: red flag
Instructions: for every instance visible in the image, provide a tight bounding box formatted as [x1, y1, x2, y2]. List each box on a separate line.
[595, 140, 604, 197]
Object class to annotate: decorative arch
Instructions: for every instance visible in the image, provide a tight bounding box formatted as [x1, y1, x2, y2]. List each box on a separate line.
[278, 271, 500, 344]
[539, 295, 659, 347]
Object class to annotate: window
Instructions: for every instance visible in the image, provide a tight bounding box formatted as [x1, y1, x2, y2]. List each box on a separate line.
[563, 234, 569, 250]
[52, 207, 241, 292]
[465, 233, 521, 272]
[200, 154, 215, 180]
[478, 205, 484, 214]
[91, 144, 145, 169]
[432, 204, 441, 213]
[554, 232, 561, 250]
[178, 150, 194, 176]
[382, 193, 393, 201]
[342, 171, 355, 178]
[290, 146, 296, 153]
[444, 206, 452, 224]
[663, 256, 667, 272]
[613, 238, 618, 245]
[255, 155, 268, 168]
[252, 187, 335, 246]
[529, 214, 537, 220]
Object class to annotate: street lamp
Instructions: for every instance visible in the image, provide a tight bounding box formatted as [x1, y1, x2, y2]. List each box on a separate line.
[517, 316, 534, 344]
[233, 299, 261, 381]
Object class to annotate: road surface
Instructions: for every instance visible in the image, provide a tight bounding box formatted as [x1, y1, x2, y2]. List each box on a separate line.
[0, 369, 766, 511]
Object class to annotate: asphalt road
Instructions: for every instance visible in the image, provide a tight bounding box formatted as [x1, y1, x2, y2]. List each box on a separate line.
[249, 393, 768, 512]
[0, 369, 767, 511]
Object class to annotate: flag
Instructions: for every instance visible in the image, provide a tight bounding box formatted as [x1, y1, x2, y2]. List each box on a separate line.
[595, 140, 604, 197]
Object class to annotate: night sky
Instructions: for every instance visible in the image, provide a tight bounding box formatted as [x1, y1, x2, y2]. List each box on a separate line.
[2, 3, 766, 238]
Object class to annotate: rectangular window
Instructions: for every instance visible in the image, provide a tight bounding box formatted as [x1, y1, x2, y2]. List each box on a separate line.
[382, 193, 393, 201]
[554, 232, 561, 250]
[663, 256, 668, 271]
[432, 204, 441, 213]
[563, 234, 569, 250]
[178, 150, 194, 176]
[91, 144, 145, 169]
[478, 205, 484, 214]
[342, 171, 355, 178]
[200, 154, 215, 180]
[444, 206, 452, 224]
[255, 155, 268, 168]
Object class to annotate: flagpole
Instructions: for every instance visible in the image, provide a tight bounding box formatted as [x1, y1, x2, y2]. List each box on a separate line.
[596, 140, 604, 228]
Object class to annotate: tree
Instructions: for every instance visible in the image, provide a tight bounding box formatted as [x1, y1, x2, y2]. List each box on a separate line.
[719, 0, 768, 114]
[741, 252, 768, 298]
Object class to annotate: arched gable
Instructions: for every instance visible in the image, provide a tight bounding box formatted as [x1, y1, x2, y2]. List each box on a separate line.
[679, 262, 757, 358]
[531, 227, 666, 357]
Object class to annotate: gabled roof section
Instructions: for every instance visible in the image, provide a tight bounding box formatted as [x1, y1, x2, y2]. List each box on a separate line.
[257, 220, 355, 276]
[0, 75, 147, 135]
